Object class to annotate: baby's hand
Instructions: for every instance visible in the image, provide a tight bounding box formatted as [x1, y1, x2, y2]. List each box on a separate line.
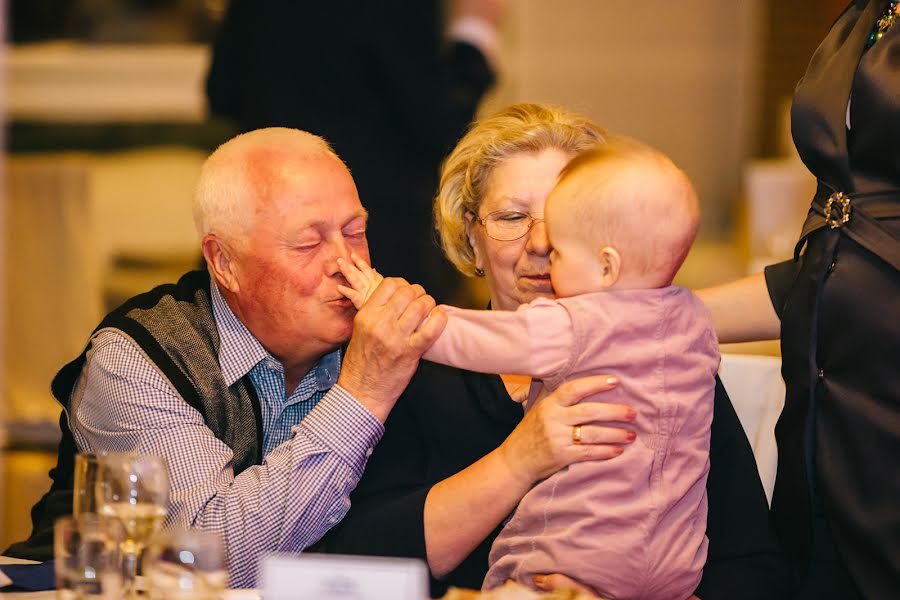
[337, 253, 384, 309]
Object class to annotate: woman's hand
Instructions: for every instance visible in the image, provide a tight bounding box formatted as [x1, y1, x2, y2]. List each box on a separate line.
[498, 375, 636, 486]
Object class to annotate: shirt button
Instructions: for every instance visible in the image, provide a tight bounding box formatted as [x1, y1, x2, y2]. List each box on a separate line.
[817, 368, 825, 379]
[366, 448, 373, 458]
[826, 260, 836, 276]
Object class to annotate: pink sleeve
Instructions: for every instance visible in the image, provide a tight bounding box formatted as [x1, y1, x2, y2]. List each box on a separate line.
[423, 299, 574, 379]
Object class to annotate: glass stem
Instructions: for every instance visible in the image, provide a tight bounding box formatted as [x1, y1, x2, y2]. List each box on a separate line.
[122, 549, 140, 599]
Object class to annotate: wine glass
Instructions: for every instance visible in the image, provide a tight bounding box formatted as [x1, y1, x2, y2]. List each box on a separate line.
[95, 452, 170, 598]
[73, 452, 101, 517]
[143, 529, 228, 600]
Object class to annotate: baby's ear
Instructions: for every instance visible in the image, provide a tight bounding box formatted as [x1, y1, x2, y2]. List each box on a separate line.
[597, 246, 621, 288]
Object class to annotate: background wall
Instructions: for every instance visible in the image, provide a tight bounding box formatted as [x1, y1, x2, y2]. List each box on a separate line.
[488, 0, 765, 237]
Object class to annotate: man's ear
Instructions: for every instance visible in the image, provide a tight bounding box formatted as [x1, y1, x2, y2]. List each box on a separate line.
[202, 234, 240, 293]
[597, 246, 621, 288]
[465, 212, 485, 275]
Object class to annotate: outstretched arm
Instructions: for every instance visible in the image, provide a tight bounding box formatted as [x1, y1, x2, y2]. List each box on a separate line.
[426, 303, 573, 379]
[696, 273, 779, 344]
[338, 254, 573, 380]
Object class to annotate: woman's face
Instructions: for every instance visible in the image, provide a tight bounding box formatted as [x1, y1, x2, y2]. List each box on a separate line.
[467, 147, 575, 311]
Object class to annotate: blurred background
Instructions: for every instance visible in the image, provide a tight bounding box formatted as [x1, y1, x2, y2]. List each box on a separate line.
[0, 0, 846, 548]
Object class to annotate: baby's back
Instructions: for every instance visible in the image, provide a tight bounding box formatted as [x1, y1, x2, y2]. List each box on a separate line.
[485, 287, 720, 600]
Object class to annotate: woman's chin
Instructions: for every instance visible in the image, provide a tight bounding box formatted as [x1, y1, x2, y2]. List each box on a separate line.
[518, 276, 554, 298]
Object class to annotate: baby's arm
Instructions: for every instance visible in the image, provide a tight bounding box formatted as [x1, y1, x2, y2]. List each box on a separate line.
[338, 254, 574, 378]
[425, 304, 573, 379]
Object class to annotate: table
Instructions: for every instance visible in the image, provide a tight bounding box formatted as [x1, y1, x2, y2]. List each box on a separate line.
[0, 556, 259, 599]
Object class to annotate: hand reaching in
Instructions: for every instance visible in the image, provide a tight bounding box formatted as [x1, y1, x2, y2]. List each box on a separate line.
[338, 253, 384, 309]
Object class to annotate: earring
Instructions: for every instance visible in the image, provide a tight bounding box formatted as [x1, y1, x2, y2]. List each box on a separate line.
[474, 267, 485, 277]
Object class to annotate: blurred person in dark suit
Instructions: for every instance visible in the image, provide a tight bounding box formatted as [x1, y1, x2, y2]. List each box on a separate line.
[206, 0, 504, 302]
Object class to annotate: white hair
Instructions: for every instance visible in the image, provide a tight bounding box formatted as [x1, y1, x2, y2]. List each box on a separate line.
[192, 127, 336, 246]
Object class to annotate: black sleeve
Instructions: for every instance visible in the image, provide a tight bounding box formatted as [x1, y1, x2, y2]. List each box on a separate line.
[764, 259, 801, 320]
[371, 1, 495, 158]
[319, 394, 431, 560]
[205, 0, 255, 123]
[3, 412, 77, 561]
[694, 377, 791, 599]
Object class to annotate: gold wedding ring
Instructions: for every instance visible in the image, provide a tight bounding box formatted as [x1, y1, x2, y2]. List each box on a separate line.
[572, 425, 582, 445]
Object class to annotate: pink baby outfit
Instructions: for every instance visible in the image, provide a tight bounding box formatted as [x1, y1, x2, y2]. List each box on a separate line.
[424, 287, 720, 600]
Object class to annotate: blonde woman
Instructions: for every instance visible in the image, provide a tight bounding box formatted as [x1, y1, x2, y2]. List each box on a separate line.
[322, 104, 789, 599]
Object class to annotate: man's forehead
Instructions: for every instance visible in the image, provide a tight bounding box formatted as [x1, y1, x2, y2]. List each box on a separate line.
[244, 144, 344, 179]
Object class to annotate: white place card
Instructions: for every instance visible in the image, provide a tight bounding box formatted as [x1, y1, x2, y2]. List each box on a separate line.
[262, 553, 428, 600]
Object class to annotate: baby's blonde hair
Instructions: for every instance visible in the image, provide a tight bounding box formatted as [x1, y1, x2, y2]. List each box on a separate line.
[435, 104, 606, 276]
[551, 137, 700, 287]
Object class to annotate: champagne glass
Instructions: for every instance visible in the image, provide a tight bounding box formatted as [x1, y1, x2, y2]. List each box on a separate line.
[95, 453, 170, 598]
[73, 453, 100, 517]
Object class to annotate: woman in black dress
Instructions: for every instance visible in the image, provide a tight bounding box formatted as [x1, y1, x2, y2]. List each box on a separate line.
[700, 2, 899, 597]
[322, 103, 789, 599]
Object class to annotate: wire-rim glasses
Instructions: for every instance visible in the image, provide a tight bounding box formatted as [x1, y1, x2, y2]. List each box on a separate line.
[473, 210, 545, 241]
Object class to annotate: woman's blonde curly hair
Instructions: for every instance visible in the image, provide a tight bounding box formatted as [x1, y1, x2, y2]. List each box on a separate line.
[434, 103, 606, 276]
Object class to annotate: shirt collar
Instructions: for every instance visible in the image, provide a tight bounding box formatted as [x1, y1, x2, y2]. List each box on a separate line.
[211, 278, 272, 386]
[210, 277, 343, 389]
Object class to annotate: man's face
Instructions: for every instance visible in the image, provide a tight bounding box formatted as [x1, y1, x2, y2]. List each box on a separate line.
[230, 152, 369, 370]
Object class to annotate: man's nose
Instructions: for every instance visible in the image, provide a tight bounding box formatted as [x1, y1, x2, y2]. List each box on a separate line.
[526, 219, 550, 255]
[326, 236, 353, 272]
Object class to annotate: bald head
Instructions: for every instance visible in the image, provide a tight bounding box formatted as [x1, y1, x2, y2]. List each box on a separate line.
[193, 127, 341, 248]
[548, 137, 700, 287]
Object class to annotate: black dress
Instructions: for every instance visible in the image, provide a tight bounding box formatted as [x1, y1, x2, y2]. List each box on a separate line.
[764, 1, 900, 598]
[321, 361, 789, 599]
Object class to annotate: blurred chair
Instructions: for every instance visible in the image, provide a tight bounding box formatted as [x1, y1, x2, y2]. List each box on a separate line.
[89, 147, 202, 308]
[742, 158, 817, 274]
[718, 353, 785, 505]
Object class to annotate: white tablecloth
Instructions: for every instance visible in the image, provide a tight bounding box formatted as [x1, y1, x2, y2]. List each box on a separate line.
[0, 556, 258, 599]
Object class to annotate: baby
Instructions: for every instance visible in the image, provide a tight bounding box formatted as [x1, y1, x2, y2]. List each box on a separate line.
[339, 138, 719, 600]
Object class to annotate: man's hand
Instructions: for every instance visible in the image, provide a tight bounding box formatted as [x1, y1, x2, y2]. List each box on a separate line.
[337, 254, 384, 309]
[337, 277, 447, 423]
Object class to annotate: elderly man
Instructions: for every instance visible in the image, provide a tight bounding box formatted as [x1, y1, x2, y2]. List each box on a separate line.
[6, 128, 446, 586]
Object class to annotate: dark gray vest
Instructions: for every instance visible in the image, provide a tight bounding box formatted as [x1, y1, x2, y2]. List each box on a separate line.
[5, 270, 263, 560]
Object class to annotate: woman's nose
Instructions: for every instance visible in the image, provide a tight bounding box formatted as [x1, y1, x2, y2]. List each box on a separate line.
[526, 219, 550, 255]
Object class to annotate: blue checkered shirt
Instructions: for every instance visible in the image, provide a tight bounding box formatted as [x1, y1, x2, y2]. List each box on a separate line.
[70, 280, 384, 587]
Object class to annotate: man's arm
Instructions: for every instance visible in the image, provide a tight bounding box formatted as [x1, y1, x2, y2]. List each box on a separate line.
[72, 331, 383, 588]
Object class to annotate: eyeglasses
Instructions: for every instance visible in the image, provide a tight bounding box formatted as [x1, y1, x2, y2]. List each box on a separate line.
[472, 210, 545, 241]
